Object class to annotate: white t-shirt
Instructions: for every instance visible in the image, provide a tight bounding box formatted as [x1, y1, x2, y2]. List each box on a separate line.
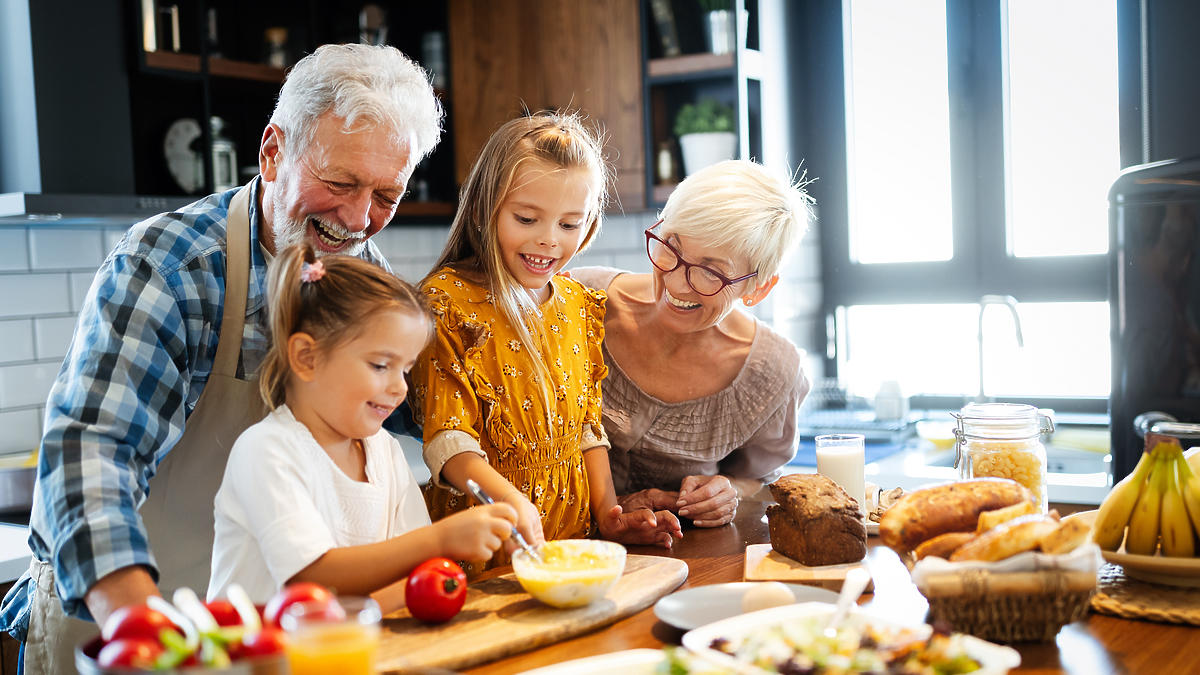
[207, 404, 432, 603]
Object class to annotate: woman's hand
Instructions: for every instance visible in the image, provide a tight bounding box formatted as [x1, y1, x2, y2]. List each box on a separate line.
[596, 505, 682, 548]
[676, 474, 739, 527]
[502, 490, 546, 550]
[617, 488, 679, 513]
[433, 502, 518, 561]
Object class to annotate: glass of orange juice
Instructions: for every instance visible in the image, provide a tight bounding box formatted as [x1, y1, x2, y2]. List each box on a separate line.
[280, 595, 381, 675]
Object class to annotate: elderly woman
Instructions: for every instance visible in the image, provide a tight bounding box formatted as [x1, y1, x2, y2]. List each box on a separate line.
[571, 159, 812, 528]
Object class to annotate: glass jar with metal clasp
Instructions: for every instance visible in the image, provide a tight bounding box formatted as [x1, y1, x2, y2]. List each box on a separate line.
[952, 402, 1054, 511]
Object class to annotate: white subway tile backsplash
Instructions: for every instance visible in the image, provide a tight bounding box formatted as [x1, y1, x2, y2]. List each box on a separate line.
[29, 229, 105, 270]
[0, 274, 70, 317]
[611, 252, 650, 273]
[0, 361, 59, 408]
[0, 408, 40, 455]
[0, 229, 29, 272]
[0, 320, 35, 363]
[70, 272, 97, 312]
[34, 316, 78, 360]
[105, 227, 130, 255]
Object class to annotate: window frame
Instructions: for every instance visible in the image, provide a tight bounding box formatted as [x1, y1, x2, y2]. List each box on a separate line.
[808, 0, 1141, 413]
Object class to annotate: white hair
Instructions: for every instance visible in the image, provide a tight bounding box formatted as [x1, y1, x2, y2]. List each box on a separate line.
[270, 43, 443, 160]
[659, 159, 813, 280]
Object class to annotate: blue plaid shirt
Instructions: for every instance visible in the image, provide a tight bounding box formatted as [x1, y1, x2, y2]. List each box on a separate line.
[0, 179, 394, 640]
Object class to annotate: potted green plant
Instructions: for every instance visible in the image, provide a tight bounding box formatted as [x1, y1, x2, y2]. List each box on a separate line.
[674, 99, 737, 176]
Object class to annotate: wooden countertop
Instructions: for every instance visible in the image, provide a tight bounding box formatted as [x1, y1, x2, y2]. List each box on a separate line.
[461, 496, 1199, 675]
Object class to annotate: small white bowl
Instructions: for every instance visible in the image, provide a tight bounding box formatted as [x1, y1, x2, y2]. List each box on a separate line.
[512, 539, 626, 608]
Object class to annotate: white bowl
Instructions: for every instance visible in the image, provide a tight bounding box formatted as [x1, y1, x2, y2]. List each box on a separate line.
[682, 602, 1021, 675]
[512, 539, 626, 608]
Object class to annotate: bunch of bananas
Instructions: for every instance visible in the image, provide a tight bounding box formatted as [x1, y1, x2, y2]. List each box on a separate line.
[1092, 436, 1200, 556]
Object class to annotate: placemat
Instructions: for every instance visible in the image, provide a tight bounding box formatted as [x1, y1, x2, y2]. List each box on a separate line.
[1090, 563, 1200, 626]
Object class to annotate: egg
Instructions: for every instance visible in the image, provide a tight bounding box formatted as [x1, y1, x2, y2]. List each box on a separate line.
[740, 581, 796, 613]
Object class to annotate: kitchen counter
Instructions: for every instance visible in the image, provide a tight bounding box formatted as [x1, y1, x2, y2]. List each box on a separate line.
[459, 495, 1196, 675]
[0, 524, 31, 585]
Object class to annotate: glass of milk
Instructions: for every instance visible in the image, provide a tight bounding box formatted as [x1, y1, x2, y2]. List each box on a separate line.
[815, 434, 866, 517]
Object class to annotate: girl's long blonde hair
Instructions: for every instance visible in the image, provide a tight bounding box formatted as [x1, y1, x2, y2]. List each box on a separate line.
[258, 244, 431, 409]
[429, 111, 609, 389]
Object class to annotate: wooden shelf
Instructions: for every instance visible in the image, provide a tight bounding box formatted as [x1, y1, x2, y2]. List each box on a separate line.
[142, 51, 284, 84]
[209, 57, 285, 83]
[144, 50, 200, 74]
[647, 52, 735, 79]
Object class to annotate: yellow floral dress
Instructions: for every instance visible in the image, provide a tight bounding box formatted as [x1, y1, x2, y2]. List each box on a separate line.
[411, 268, 609, 574]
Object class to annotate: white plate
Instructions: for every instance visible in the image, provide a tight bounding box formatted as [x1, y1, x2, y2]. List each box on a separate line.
[653, 582, 838, 630]
[517, 648, 666, 674]
[1071, 509, 1200, 587]
[682, 602, 1021, 675]
[1102, 548, 1200, 587]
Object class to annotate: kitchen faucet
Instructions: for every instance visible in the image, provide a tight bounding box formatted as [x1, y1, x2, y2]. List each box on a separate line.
[976, 294, 1024, 403]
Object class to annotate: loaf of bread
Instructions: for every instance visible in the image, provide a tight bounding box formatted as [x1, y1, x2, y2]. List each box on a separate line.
[879, 478, 1033, 553]
[766, 474, 866, 566]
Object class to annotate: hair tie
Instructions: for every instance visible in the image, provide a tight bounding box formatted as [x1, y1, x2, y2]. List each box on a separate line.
[300, 260, 326, 283]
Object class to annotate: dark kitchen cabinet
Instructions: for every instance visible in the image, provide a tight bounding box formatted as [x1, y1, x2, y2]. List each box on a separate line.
[447, 0, 646, 211]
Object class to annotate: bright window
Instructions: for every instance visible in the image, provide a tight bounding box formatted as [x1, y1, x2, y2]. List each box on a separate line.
[845, 0, 952, 264]
[1006, 0, 1119, 257]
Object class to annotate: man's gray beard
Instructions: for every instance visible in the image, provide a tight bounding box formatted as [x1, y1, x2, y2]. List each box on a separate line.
[271, 215, 367, 258]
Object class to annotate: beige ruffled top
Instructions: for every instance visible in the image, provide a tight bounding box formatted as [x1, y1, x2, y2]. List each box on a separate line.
[571, 266, 809, 495]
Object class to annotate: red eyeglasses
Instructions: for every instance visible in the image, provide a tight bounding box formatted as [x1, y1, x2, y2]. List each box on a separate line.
[644, 220, 757, 296]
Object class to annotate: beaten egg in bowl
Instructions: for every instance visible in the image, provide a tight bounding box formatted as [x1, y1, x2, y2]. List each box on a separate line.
[512, 539, 627, 608]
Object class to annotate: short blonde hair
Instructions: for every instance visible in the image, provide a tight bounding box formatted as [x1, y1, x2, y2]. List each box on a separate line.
[659, 159, 812, 280]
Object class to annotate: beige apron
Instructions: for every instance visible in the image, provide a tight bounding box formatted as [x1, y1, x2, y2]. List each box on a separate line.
[23, 184, 267, 674]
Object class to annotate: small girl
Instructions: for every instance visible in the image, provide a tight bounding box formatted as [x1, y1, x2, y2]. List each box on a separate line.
[208, 244, 516, 603]
[410, 111, 681, 574]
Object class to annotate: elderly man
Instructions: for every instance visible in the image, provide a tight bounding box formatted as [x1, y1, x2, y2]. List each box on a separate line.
[0, 43, 441, 673]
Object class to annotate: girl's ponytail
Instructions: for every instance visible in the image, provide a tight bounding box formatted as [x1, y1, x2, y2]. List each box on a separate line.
[258, 244, 315, 409]
[257, 243, 432, 410]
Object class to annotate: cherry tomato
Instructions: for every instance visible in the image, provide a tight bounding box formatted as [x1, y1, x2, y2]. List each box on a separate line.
[263, 582, 335, 627]
[100, 604, 181, 643]
[97, 638, 164, 668]
[205, 599, 243, 627]
[239, 626, 288, 658]
[405, 558, 467, 623]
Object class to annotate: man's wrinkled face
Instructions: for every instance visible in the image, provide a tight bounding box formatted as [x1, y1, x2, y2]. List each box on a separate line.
[261, 113, 417, 257]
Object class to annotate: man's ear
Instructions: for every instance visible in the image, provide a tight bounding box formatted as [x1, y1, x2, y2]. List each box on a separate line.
[742, 274, 779, 307]
[259, 124, 284, 181]
[287, 332, 320, 382]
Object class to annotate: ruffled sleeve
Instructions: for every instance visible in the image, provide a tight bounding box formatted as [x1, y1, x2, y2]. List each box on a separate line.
[581, 283, 610, 450]
[410, 277, 492, 487]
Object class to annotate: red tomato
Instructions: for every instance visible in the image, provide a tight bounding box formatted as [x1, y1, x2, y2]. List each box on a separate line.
[405, 558, 467, 623]
[239, 626, 288, 658]
[263, 582, 335, 627]
[205, 599, 242, 627]
[100, 604, 180, 643]
[97, 638, 164, 669]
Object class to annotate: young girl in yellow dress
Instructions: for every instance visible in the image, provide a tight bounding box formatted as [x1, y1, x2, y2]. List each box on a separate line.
[410, 112, 681, 573]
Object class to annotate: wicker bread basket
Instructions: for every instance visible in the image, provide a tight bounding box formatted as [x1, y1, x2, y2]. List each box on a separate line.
[916, 567, 1097, 642]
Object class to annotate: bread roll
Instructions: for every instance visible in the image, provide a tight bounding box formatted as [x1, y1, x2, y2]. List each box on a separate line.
[879, 478, 1034, 552]
[976, 499, 1038, 533]
[913, 531, 977, 560]
[950, 514, 1060, 562]
[1037, 515, 1092, 555]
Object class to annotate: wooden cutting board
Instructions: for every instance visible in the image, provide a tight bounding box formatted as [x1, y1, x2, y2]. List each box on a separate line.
[743, 543, 873, 592]
[375, 554, 688, 673]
